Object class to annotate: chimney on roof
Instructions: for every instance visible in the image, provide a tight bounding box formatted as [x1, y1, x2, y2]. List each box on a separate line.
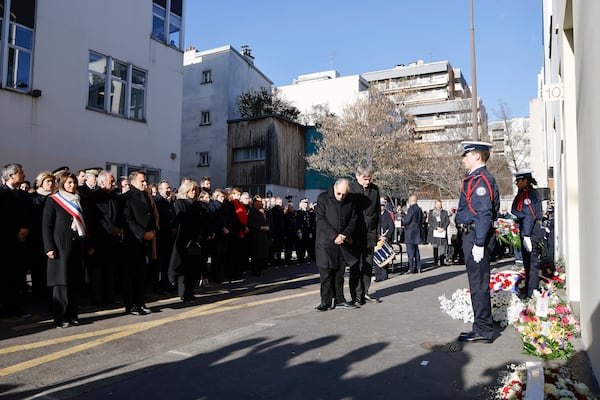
[240, 45, 254, 64]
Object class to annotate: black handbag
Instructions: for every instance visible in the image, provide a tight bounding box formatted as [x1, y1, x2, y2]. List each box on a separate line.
[185, 240, 202, 256]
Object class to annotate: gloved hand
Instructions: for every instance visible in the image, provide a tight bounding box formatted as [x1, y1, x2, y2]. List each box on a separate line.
[523, 236, 532, 252]
[472, 244, 484, 263]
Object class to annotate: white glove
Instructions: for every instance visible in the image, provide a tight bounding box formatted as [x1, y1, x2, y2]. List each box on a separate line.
[523, 236, 532, 252]
[472, 245, 484, 263]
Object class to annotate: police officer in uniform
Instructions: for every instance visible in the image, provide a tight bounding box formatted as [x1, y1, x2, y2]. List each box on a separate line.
[511, 170, 544, 298]
[456, 141, 499, 343]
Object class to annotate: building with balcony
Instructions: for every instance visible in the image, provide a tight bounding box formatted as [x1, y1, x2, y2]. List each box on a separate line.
[0, 0, 185, 184]
[362, 60, 488, 142]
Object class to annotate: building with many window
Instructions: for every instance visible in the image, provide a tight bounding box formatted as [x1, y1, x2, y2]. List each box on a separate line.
[0, 0, 185, 183]
[181, 45, 272, 189]
[362, 60, 488, 143]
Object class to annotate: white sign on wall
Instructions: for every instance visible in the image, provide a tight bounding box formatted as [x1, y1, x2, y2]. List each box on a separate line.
[542, 83, 564, 102]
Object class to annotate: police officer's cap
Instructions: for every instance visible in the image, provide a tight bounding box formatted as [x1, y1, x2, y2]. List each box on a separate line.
[461, 141, 493, 156]
[513, 169, 534, 182]
[85, 168, 102, 176]
[52, 166, 70, 176]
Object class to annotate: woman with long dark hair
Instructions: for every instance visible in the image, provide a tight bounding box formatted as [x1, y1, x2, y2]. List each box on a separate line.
[42, 172, 91, 328]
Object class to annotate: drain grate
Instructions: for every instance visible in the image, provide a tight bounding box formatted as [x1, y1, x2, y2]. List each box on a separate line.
[420, 341, 463, 352]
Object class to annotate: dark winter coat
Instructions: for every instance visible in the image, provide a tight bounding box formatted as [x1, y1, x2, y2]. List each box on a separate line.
[315, 188, 357, 270]
[169, 199, 207, 282]
[42, 195, 88, 287]
[246, 206, 270, 262]
[402, 203, 423, 245]
[348, 180, 380, 248]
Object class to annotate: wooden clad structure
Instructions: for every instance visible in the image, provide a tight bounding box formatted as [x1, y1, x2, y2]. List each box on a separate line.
[227, 115, 306, 192]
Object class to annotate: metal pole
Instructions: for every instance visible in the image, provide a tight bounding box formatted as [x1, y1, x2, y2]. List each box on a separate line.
[470, 0, 479, 140]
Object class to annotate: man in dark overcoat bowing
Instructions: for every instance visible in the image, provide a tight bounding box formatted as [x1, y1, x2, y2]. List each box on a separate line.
[314, 179, 358, 311]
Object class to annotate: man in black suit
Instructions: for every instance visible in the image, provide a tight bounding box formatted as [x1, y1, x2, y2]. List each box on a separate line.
[0, 163, 31, 318]
[402, 195, 423, 273]
[348, 164, 381, 305]
[153, 180, 176, 292]
[121, 171, 157, 315]
[88, 170, 123, 306]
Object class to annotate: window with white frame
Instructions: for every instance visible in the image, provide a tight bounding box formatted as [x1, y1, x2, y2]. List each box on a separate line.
[200, 111, 211, 125]
[233, 147, 266, 163]
[88, 51, 147, 121]
[0, 0, 36, 93]
[201, 70, 212, 84]
[152, 0, 183, 49]
[197, 152, 209, 167]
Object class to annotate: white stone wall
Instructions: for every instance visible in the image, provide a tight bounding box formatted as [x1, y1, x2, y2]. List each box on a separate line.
[0, 0, 183, 184]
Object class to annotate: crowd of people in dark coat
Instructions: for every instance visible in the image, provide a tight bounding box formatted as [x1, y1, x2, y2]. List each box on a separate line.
[0, 164, 317, 329]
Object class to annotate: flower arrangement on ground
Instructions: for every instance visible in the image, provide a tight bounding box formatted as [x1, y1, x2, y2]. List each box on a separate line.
[492, 363, 598, 400]
[496, 218, 521, 251]
[539, 257, 566, 290]
[438, 289, 523, 327]
[514, 289, 581, 360]
[490, 269, 525, 293]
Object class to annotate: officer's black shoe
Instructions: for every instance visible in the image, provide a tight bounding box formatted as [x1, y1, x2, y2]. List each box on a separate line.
[347, 300, 361, 307]
[315, 304, 329, 312]
[458, 332, 493, 343]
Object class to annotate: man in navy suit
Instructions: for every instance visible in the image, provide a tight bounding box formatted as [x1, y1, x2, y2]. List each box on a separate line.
[402, 195, 423, 273]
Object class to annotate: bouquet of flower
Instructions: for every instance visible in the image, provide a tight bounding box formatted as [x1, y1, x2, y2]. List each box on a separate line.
[493, 363, 598, 399]
[495, 218, 521, 250]
[514, 290, 581, 360]
[438, 289, 523, 327]
[540, 258, 566, 290]
[490, 270, 525, 293]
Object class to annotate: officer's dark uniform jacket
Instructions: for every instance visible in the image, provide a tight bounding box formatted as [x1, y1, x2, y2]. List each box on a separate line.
[511, 185, 543, 241]
[456, 166, 500, 246]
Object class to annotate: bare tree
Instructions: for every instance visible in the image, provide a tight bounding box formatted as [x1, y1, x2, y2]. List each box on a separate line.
[493, 100, 529, 172]
[306, 88, 414, 195]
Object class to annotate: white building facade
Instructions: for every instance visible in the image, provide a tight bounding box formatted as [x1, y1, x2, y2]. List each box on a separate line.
[181, 45, 272, 189]
[276, 70, 369, 124]
[542, 0, 600, 382]
[0, 0, 185, 184]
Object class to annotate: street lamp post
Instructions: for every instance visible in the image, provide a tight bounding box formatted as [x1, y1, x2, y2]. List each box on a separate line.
[470, 0, 479, 140]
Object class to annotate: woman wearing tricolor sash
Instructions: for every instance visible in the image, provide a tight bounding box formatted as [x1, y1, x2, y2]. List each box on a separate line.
[42, 172, 92, 328]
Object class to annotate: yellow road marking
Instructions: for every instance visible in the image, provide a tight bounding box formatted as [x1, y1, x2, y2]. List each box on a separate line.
[0, 275, 319, 377]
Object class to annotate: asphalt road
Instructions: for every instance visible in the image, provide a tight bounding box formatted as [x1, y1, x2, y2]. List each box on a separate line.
[0, 245, 597, 400]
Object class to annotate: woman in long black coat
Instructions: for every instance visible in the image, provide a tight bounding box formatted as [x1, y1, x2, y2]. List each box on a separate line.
[246, 195, 270, 276]
[43, 172, 91, 328]
[168, 180, 207, 302]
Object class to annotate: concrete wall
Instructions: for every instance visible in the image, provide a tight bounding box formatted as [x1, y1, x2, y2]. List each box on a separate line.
[0, 0, 183, 184]
[543, 0, 600, 382]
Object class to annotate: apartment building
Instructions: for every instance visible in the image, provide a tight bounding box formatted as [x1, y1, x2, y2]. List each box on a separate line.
[362, 60, 488, 143]
[181, 45, 272, 189]
[0, 0, 185, 184]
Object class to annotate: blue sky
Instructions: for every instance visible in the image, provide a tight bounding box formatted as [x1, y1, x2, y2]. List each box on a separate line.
[184, 1, 542, 119]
